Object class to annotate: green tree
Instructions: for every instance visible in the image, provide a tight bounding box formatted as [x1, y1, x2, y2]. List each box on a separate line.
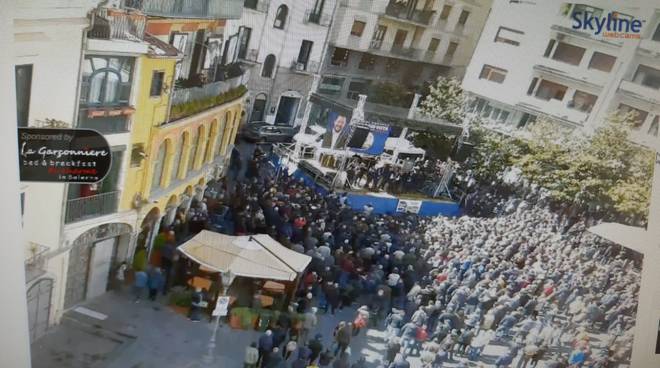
[471, 113, 654, 220]
[419, 77, 465, 124]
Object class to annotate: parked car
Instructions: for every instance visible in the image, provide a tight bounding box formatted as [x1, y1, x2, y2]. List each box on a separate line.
[241, 121, 299, 143]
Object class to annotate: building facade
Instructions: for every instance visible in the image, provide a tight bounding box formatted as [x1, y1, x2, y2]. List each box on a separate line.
[13, 0, 246, 343]
[462, 1, 660, 146]
[320, 0, 491, 104]
[226, 0, 337, 126]
[13, 0, 102, 343]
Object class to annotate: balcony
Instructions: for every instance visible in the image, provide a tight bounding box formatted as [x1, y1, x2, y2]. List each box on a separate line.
[88, 8, 146, 41]
[638, 39, 660, 55]
[618, 80, 660, 105]
[65, 191, 120, 224]
[122, 0, 243, 20]
[169, 79, 247, 121]
[339, 0, 385, 13]
[304, 10, 331, 27]
[390, 45, 417, 58]
[78, 107, 134, 134]
[239, 48, 259, 63]
[369, 39, 384, 50]
[172, 78, 243, 106]
[243, 0, 269, 13]
[384, 3, 435, 26]
[290, 60, 320, 74]
[532, 63, 607, 89]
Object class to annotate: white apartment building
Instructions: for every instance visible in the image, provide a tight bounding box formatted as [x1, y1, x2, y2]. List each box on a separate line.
[320, 0, 491, 102]
[462, 1, 660, 146]
[12, 0, 103, 343]
[225, 0, 337, 126]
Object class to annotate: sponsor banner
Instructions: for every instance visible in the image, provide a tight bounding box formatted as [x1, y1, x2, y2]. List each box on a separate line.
[396, 199, 422, 214]
[17, 128, 111, 183]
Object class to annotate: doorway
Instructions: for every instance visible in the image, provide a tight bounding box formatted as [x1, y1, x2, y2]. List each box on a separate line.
[275, 96, 301, 126]
[251, 94, 267, 122]
[86, 237, 118, 300]
[393, 29, 408, 48]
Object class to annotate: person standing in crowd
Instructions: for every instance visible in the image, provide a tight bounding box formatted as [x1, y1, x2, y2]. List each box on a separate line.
[334, 322, 352, 356]
[147, 267, 164, 301]
[133, 268, 148, 303]
[245, 342, 259, 368]
[258, 330, 274, 367]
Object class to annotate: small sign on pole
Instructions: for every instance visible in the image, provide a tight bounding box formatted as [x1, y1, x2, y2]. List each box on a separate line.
[212, 296, 230, 317]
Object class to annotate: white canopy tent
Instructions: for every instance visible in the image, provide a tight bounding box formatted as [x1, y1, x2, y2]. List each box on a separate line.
[177, 231, 311, 282]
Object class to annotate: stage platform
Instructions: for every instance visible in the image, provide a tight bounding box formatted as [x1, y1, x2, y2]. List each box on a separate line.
[272, 155, 461, 217]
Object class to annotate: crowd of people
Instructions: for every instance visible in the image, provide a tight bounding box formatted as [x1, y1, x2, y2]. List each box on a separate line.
[148, 144, 642, 368]
[337, 156, 458, 198]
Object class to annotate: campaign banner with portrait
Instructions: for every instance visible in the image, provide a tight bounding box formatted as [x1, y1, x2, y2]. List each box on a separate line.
[348, 121, 391, 155]
[396, 199, 422, 214]
[322, 110, 349, 149]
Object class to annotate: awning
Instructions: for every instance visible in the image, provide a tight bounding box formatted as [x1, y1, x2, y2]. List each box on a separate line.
[588, 222, 656, 255]
[177, 231, 311, 281]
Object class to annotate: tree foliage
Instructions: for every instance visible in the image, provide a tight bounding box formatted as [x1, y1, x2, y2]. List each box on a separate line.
[419, 77, 465, 124]
[471, 113, 654, 221]
[417, 76, 653, 221]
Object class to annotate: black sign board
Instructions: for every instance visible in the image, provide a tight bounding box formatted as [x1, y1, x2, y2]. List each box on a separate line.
[18, 128, 111, 183]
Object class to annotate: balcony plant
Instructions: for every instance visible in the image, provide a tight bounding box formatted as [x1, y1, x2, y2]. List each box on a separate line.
[170, 85, 248, 121]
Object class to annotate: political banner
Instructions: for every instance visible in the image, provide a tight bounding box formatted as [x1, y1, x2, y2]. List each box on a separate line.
[396, 199, 422, 214]
[322, 111, 348, 149]
[348, 121, 391, 155]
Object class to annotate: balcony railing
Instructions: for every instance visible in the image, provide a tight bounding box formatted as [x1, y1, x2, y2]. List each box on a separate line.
[65, 191, 120, 224]
[239, 48, 259, 63]
[385, 3, 435, 25]
[390, 44, 417, 58]
[171, 78, 243, 106]
[122, 0, 243, 19]
[304, 10, 331, 26]
[88, 8, 146, 41]
[243, 0, 269, 12]
[78, 108, 133, 134]
[290, 60, 320, 73]
[369, 39, 384, 50]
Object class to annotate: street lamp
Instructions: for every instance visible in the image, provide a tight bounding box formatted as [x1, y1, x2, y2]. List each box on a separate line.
[201, 269, 235, 365]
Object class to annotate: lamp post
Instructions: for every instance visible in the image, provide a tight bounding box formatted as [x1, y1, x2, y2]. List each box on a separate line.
[201, 270, 234, 366]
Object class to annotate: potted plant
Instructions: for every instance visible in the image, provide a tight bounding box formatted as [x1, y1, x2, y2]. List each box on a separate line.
[230, 307, 247, 329]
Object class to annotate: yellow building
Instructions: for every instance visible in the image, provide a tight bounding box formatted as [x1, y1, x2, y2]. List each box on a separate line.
[117, 9, 247, 263]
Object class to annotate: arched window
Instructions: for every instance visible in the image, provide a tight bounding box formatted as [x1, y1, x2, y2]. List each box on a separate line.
[170, 136, 185, 183]
[82, 56, 133, 105]
[273, 5, 288, 29]
[204, 122, 216, 162]
[187, 129, 198, 174]
[196, 126, 206, 165]
[262, 54, 277, 78]
[219, 111, 232, 155]
[151, 144, 167, 191]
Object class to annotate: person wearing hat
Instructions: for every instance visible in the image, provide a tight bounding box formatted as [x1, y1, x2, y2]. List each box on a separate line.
[257, 330, 274, 367]
[308, 334, 324, 363]
[244, 342, 259, 368]
[352, 306, 370, 336]
[301, 307, 319, 344]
